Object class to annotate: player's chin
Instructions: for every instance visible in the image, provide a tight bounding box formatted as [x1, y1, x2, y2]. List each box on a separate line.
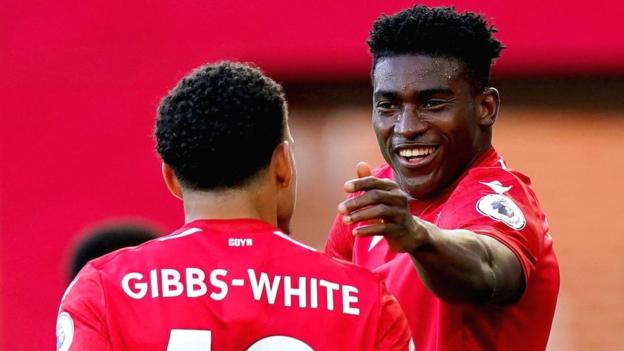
[393, 160, 444, 195]
[397, 173, 441, 200]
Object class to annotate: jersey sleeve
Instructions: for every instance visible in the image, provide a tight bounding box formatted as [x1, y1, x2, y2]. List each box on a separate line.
[57, 263, 111, 351]
[374, 280, 412, 351]
[324, 212, 355, 261]
[325, 164, 391, 261]
[437, 169, 547, 284]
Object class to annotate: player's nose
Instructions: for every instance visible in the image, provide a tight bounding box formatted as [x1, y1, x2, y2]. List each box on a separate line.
[394, 107, 427, 139]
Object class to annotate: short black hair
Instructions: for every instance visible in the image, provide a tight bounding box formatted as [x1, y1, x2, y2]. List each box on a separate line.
[156, 62, 286, 190]
[70, 223, 159, 280]
[368, 5, 504, 91]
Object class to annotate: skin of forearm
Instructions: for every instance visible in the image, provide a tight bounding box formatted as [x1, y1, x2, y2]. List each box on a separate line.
[338, 169, 522, 304]
[409, 218, 499, 304]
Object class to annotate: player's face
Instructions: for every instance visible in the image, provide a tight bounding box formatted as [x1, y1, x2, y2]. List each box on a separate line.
[372, 55, 488, 199]
[276, 125, 297, 233]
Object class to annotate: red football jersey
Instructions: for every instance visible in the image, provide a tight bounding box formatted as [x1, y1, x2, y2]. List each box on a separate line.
[326, 148, 560, 351]
[57, 219, 412, 351]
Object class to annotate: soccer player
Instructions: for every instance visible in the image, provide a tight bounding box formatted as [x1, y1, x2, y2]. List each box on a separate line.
[325, 6, 560, 351]
[68, 221, 160, 281]
[56, 62, 412, 351]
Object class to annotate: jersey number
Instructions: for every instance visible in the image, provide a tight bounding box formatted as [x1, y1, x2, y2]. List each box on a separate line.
[166, 329, 314, 351]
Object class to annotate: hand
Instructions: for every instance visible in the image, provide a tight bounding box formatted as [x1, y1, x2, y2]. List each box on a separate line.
[337, 162, 428, 253]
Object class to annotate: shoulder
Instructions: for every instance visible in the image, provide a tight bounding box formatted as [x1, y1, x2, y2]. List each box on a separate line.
[452, 159, 539, 206]
[450, 149, 533, 195]
[326, 254, 386, 285]
[59, 263, 107, 326]
[275, 231, 384, 289]
[62, 263, 104, 302]
[87, 224, 205, 270]
[87, 236, 161, 272]
[439, 158, 545, 231]
[320, 253, 388, 302]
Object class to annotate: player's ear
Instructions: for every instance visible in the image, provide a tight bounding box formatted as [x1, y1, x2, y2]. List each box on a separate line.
[272, 141, 293, 189]
[162, 163, 183, 200]
[477, 87, 500, 127]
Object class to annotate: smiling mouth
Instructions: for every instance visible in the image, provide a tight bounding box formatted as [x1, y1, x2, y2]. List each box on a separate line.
[394, 145, 439, 167]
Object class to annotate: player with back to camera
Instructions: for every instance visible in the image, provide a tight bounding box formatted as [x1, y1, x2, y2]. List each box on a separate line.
[56, 62, 412, 351]
[325, 6, 560, 351]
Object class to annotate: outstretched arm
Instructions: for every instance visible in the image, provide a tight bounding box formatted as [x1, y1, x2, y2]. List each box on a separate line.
[338, 163, 523, 304]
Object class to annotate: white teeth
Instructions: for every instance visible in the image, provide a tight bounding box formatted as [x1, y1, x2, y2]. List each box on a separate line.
[398, 147, 435, 158]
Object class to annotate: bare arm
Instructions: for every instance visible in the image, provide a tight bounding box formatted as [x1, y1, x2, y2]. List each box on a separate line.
[406, 217, 523, 304]
[339, 167, 523, 304]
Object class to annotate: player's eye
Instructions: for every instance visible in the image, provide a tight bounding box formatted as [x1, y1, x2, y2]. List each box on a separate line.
[421, 99, 448, 109]
[376, 101, 399, 112]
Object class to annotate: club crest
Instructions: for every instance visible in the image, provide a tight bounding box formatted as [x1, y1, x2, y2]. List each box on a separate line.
[476, 194, 526, 230]
[56, 312, 74, 351]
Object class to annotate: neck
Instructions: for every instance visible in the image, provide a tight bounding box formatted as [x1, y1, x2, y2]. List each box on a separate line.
[181, 186, 277, 226]
[470, 141, 493, 166]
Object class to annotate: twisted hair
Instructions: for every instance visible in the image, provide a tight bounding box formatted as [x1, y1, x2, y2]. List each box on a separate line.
[368, 6, 504, 90]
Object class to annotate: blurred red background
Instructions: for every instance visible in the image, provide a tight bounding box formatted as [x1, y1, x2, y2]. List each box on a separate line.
[2, 1, 624, 350]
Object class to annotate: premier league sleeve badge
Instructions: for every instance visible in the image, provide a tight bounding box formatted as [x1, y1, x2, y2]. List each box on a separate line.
[56, 312, 74, 351]
[476, 180, 526, 230]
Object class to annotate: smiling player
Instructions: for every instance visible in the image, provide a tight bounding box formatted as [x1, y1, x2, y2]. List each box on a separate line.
[56, 62, 411, 351]
[325, 6, 560, 351]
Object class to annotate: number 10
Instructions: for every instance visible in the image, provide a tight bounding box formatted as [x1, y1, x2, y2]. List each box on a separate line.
[166, 329, 314, 351]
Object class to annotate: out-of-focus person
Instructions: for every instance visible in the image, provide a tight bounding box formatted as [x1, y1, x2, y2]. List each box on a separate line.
[68, 221, 161, 281]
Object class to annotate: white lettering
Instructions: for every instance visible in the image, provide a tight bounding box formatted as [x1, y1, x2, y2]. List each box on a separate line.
[310, 278, 318, 309]
[162, 269, 184, 297]
[186, 268, 207, 298]
[319, 280, 339, 311]
[150, 269, 159, 298]
[284, 276, 306, 308]
[342, 285, 359, 315]
[121, 272, 148, 299]
[248, 269, 281, 304]
[228, 238, 253, 247]
[209, 269, 228, 300]
[117, 268, 360, 316]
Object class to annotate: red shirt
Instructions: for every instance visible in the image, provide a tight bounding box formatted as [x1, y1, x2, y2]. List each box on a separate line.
[57, 219, 411, 351]
[325, 148, 560, 351]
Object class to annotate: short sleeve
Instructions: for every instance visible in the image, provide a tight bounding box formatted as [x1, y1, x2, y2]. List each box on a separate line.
[57, 263, 111, 351]
[374, 280, 412, 351]
[324, 212, 355, 261]
[437, 170, 547, 284]
[325, 164, 393, 261]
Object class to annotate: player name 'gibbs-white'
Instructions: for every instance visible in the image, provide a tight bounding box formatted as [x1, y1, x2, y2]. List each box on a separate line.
[121, 268, 360, 315]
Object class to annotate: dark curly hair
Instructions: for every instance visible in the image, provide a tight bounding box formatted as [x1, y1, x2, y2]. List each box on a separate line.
[70, 223, 159, 280]
[155, 62, 286, 190]
[368, 5, 504, 91]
